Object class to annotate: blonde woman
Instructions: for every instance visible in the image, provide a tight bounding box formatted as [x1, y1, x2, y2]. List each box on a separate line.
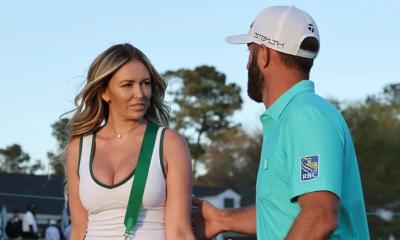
[65, 43, 194, 240]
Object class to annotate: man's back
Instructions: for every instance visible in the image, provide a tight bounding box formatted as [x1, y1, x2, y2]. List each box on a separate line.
[256, 80, 369, 239]
[285, 81, 369, 239]
[45, 225, 61, 240]
[6, 218, 22, 238]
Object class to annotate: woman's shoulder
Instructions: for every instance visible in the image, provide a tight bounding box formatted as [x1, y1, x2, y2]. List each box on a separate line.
[162, 129, 186, 145]
[161, 128, 191, 167]
[161, 129, 190, 156]
[66, 137, 81, 161]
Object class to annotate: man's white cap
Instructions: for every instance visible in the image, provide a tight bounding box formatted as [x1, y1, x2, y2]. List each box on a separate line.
[226, 6, 320, 59]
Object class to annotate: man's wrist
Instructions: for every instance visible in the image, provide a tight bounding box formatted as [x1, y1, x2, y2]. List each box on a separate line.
[218, 208, 234, 233]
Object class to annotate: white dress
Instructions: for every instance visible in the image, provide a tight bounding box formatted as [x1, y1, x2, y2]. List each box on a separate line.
[78, 128, 167, 239]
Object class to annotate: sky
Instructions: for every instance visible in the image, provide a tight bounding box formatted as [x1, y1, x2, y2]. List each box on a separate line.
[0, 0, 399, 169]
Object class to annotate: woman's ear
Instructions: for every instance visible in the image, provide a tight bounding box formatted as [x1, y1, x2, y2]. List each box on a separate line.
[101, 89, 111, 103]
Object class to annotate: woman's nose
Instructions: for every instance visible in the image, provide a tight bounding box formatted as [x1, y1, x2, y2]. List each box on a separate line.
[133, 84, 144, 98]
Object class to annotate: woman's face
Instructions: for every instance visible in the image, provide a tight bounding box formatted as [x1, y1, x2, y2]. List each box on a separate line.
[102, 60, 152, 122]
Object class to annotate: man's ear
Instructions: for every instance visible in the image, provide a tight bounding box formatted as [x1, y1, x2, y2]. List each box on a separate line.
[259, 45, 270, 69]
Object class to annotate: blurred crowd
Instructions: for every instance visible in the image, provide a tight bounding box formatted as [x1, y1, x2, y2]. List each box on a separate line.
[1, 204, 70, 240]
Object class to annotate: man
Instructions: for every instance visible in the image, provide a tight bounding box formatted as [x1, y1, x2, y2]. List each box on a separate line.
[192, 5, 370, 239]
[22, 204, 39, 239]
[56, 219, 64, 240]
[45, 219, 61, 240]
[5, 209, 23, 239]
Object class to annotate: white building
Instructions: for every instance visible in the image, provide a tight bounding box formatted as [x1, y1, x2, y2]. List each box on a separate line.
[193, 186, 255, 240]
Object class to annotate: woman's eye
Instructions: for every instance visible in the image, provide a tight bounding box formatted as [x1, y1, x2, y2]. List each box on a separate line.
[144, 81, 151, 85]
[122, 83, 132, 88]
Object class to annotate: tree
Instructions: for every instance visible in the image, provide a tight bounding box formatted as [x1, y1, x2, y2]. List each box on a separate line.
[342, 83, 400, 238]
[29, 159, 45, 174]
[163, 65, 243, 178]
[0, 144, 43, 174]
[196, 127, 262, 205]
[383, 83, 400, 105]
[48, 118, 70, 175]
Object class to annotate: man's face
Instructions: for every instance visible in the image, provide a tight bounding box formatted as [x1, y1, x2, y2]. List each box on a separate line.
[247, 44, 264, 103]
[30, 205, 37, 214]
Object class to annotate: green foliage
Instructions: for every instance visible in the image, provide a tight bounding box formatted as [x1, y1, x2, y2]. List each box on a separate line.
[48, 118, 70, 175]
[29, 159, 45, 174]
[383, 83, 400, 105]
[342, 83, 400, 238]
[197, 127, 262, 206]
[0, 144, 43, 174]
[51, 118, 70, 150]
[163, 65, 242, 178]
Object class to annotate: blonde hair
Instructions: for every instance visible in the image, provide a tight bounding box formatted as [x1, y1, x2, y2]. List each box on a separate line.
[67, 43, 169, 139]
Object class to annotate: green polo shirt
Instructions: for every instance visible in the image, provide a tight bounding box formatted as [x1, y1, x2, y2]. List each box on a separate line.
[256, 80, 370, 239]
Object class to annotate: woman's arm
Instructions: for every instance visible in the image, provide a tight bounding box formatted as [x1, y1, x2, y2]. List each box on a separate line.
[163, 130, 195, 240]
[66, 137, 88, 240]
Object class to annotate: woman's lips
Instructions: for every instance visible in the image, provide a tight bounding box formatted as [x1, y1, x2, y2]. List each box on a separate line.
[129, 103, 146, 110]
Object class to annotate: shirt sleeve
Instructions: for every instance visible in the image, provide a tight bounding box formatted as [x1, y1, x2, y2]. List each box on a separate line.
[283, 106, 344, 201]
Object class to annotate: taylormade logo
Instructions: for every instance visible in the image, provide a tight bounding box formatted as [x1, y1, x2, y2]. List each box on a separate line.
[254, 32, 284, 48]
[308, 24, 315, 33]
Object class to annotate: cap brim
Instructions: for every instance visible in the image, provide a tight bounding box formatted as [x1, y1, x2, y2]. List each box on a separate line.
[225, 34, 248, 44]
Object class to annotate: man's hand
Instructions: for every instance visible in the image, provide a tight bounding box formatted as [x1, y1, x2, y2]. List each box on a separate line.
[192, 197, 256, 239]
[191, 197, 224, 240]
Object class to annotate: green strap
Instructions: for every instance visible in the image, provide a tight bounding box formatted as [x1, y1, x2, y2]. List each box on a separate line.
[124, 121, 159, 237]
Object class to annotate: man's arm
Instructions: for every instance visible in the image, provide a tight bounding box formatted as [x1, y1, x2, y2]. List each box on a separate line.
[283, 107, 344, 239]
[286, 191, 339, 240]
[192, 198, 256, 239]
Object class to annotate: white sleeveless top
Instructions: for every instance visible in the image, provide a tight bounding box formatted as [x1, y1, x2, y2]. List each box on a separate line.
[78, 127, 167, 240]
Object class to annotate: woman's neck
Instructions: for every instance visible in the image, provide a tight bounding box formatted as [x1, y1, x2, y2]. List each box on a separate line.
[100, 117, 146, 140]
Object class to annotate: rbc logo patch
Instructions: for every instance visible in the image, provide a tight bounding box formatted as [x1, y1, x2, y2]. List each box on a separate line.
[301, 155, 319, 181]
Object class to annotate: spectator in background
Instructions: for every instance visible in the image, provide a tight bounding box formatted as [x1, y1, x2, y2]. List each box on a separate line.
[22, 204, 38, 239]
[41, 219, 51, 239]
[6, 208, 23, 239]
[45, 219, 61, 240]
[63, 220, 71, 240]
[56, 219, 64, 240]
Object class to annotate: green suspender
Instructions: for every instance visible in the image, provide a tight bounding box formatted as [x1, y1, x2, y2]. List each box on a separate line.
[124, 121, 159, 239]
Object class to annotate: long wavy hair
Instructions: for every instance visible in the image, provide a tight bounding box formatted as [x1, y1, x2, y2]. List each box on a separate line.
[67, 43, 170, 139]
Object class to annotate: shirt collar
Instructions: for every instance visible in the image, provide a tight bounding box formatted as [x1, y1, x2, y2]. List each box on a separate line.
[260, 80, 315, 125]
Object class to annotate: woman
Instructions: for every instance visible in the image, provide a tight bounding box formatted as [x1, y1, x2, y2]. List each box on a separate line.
[65, 43, 194, 240]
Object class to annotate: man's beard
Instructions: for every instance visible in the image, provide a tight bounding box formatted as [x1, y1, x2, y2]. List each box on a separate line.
[247, 50, 264, 103]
